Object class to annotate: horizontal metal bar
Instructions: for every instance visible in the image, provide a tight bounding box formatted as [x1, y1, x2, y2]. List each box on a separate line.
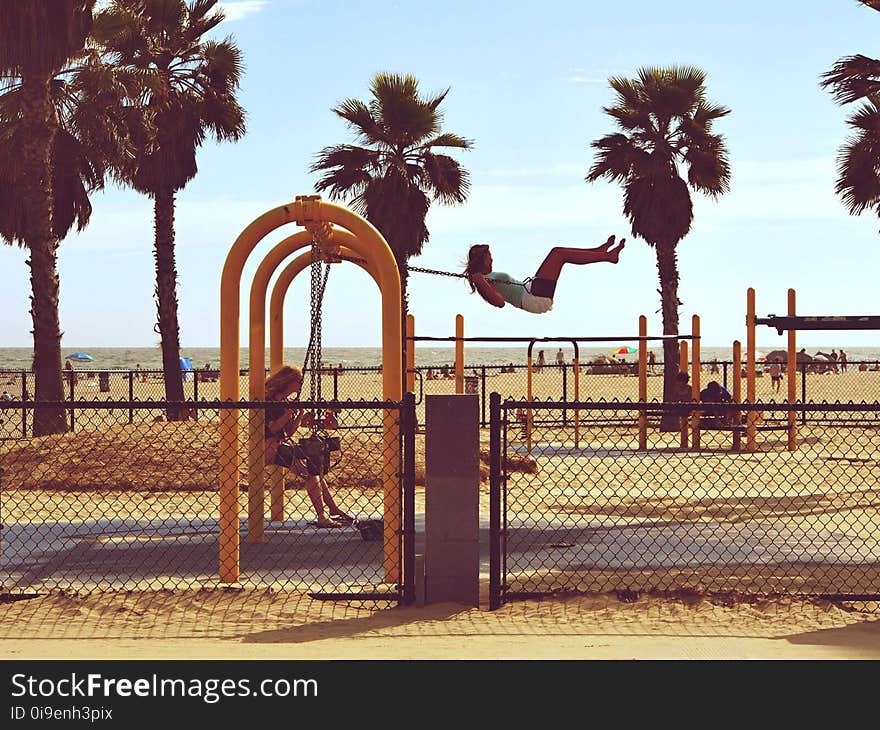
[409, 334, 700, 343]
[501, 399, 880, 412]
[2, 399, 404, 409]
[755, 315, 880, 332]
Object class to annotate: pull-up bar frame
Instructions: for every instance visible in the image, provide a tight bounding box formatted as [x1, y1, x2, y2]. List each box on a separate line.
[755, 315, 880, 334]
[409, 334, 699, 343]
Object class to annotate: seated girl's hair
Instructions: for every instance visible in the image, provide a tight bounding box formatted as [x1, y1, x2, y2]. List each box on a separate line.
[463, 244, 491, 292]
[265, 365, 303, 398]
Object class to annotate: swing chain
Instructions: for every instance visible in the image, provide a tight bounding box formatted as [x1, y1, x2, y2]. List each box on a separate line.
[302, 240, 332, 433]
[409, 265, 467, 279]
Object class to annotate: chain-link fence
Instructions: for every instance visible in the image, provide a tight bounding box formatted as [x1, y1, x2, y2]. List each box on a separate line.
[6, 359, 880, 439]
[489, 394, 880, 608]
[0, 397, 416, 605]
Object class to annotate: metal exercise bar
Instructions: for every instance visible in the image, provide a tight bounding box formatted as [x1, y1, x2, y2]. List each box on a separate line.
[409, 334, 699, 343]
[755, 315, 880, 334]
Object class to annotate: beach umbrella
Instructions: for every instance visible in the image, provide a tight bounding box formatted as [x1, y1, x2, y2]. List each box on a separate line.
[66, 352, 94, 362]
[611, 346, 637, 355]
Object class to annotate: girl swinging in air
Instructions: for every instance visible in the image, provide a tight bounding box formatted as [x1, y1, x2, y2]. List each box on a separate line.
[464, 235, 625, 313]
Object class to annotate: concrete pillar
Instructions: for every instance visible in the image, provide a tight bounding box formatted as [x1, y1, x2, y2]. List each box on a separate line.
[424, 394, 480, 606]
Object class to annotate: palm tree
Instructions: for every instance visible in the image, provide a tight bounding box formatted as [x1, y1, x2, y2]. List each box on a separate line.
[92, 0, 246, 415]
[586, 66, 731, 422]
[311, 72, 472, 303]
[0, 1, 95, 435]
[820, 1, 880, 224]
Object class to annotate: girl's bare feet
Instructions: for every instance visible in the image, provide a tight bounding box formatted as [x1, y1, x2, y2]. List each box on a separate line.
[598, 234, 616, 251]
[315, 518, 342, 528]
[607, 238, 626, 262]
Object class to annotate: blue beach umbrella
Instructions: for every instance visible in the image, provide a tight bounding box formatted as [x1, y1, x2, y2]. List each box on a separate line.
[66, 352, 94, 362]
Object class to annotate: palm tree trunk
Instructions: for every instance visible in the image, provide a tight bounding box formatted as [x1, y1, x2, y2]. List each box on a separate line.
[153, 188, 185, 418]
[21, 76, 67, 436]
[655, 241, 682, 431]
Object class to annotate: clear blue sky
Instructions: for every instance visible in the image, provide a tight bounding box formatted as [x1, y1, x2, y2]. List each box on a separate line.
[2, 0, 879, 350]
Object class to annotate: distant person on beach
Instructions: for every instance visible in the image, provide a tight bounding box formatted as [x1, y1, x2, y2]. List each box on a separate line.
[264, 365, 352, 529]
[64, 359, 78, 386]
[555, 348, 565, 370]
[648, 351, 656, 374]
[536, 350, 545, 371]
[839, 349, 847, 372]
[463, 236, 625, 313]
[768, 357, 783, 393]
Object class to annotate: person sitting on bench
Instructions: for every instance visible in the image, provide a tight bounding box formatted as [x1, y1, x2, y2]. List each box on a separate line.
[699, 380, 734, 426]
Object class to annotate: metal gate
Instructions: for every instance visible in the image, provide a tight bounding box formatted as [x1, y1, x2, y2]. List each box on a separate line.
[489, 392, 880, 609]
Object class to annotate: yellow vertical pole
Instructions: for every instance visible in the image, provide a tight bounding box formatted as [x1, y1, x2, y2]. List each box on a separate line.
[454, 314, 464, 394]
[679, 340, 689, 448]
[787, 288, 798, 451]
[746, 288, 757, 451]
[638, 316, 648, 450]
[267, 249, 312, 523]
[732, 340, 742, 452]
[221, 205, 302, 584]
[691, 315, 701, 450]
[246, 231, 312, 544]
[406, 314, 415, 394]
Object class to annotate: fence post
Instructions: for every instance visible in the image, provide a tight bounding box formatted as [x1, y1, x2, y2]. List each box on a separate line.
[480, 366, 487, 427]
[402, 391, 416, 606]
[489, 391, 502, 611]
[128, 371, 134, 424]
[562, 364, 568, 426]
[20, 370, 27, 438]
[192, 371, 199, 421]
[801, 363, 807, 425]
[67, 369, 75, 432]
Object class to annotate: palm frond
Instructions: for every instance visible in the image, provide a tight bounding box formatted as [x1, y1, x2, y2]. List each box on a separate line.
[0, 0, 94, 77]
[684, 136, 731, 198]
[333, 98, 385, 144]
[199, 39, 243, 92]
[422, 152, 470, 204]
[311, 144, 379, 174]
[371, 73, 440, 144]
[423, 132, 473, 151]
[821, 54, 880, 104]
[586, 134, 647, 183]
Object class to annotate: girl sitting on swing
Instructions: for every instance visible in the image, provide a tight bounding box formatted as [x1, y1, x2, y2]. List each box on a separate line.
[464, 235, 625, 313]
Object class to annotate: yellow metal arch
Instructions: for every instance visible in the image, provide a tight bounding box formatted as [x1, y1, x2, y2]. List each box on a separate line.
[219, 195, 401, 583]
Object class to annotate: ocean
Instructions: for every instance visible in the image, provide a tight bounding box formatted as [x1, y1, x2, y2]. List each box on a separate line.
[2, 345, 880, 371]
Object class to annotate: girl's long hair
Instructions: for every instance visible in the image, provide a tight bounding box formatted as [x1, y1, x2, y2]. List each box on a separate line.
[265, 365, 303, 399]
[463, 244, 490, 292]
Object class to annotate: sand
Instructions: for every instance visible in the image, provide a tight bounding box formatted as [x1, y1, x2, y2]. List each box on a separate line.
[2, 366, 880, 659]
[2, 589, 880, 659]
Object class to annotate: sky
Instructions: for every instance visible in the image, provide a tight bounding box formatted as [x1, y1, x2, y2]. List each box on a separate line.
[2, 0, 880, 351]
